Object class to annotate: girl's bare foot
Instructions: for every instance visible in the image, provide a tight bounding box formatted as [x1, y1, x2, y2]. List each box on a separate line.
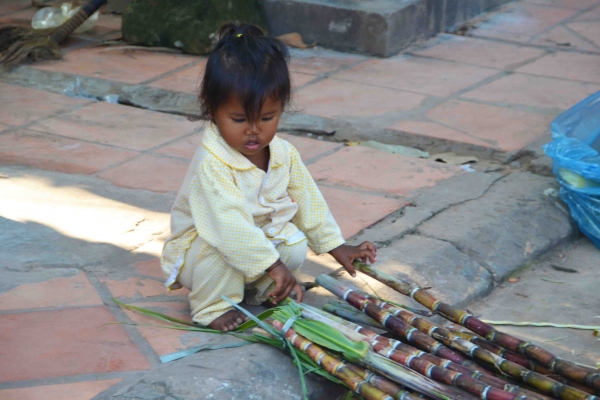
[208, 310, 249, 332]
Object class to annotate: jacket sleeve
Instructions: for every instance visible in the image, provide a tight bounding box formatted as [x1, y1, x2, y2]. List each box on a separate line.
[188, 157, 280, 281]
[287, 145, 346, 254]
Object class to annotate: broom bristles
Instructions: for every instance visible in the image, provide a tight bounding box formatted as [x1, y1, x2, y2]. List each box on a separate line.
[0, 24, 62, 71]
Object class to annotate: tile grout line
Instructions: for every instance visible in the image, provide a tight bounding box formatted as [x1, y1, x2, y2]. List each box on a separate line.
[0, 371, 143, 391]
[138, 57, 206, 86]
[84, 270, 164, 368]
[0, 304, 106, 315]
[293, 57, 370, 92]
[315, 180, 414, 202]
[466, 31, 600, 56]
[523, 1, 600, 45]
[561, 23, 600, 52]
[302, 144, 345, 166]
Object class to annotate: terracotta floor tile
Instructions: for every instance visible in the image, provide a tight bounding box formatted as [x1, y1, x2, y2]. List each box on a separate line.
[98, 154, 190, 193]
[333, 56, 497, 97]
[567, 21, 600, 48]
[531, 25, 600, 51]
[154, 131, 204, 159]
[0, 379, 121, 400]
[522, 0, 600, 9]
[134, 258, 165, 279]
[462, 73, 600, 110]
[98, 273, 188, 299]
[296, 78, 428, 118]
[149, 62, 316, 94]
[148, 61, 207, 94]
[470, 27, 534, 43]
[387, 120, 497, 148]
[0, 272, 103, 312]
[473, 3, 578, 36]
[289, 54, 364, 75]
[308, 146, 460, 196]
[0, 130, 138, 174]
[0, 0, 30, 16]
[33, 47, 197, 85]
[28, 102, 197, 151]
[414, 34, 545, 69]
[278, 133, 341, 162]
[122, 301, 206, 356]
[0, 307, 150, 382]
[426, 100, 554, 151]
[516, 52, 600, 82]
[319, 186, 407, 238]
[292, 72, 319, 87]
[0, 83, 90, 127]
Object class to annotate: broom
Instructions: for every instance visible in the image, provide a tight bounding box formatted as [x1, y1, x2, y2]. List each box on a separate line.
[0, 0, 106, 70]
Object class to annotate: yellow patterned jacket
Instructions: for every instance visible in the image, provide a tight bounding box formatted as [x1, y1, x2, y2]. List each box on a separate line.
[160, 124, 345, 289]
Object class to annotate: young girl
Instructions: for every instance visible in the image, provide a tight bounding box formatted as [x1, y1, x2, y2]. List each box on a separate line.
[161, 23, 377, 332]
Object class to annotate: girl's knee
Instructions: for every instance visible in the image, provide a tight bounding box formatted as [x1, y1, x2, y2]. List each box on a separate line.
[277, 239, 308, 270]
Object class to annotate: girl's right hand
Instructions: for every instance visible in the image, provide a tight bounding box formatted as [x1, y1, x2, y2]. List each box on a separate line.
[265, 260, 303, 304]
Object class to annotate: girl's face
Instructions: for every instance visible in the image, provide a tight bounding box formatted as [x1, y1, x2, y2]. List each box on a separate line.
[213, 95, 282, 168]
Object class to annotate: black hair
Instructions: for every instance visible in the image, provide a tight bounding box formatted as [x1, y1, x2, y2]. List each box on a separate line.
[199, 23, 292, 124]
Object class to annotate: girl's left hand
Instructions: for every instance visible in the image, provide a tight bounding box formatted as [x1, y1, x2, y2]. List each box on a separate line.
[329, 242, 377, 278]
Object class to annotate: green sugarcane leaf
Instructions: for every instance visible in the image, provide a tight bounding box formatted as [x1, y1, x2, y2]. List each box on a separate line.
[272, 304, 369, 364]
[221, 295, 283, 338]
[114, 297, 275, 334]
[286, 338, 309, 400]
[160, 340, 252, 363]
[113, 298, 197, 327]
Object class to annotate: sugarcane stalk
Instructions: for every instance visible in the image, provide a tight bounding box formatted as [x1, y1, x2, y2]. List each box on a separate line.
[445, 325, 533, 368]
[304, 303, 486, 380]
[354, 262, 600, 391]
[446, 326, 598, 396]
[319, 274, 597, 400]
[371, 341, 523, 399]
[0, 0, 106, 69]
[324, 300, 384, 328]
[313, 307, 551, 400]
[301, 303, 552, 400]
[363, 351, 481, 400]
[270, 320, 407, 400]
[345, 363, 426, 400]
[316, 275, 475, 367]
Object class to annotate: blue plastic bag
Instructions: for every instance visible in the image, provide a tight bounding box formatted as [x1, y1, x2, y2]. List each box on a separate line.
[544, 91, 600, 248]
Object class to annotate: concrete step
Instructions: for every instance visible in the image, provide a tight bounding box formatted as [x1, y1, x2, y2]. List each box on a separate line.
[260, 0, 513, 57]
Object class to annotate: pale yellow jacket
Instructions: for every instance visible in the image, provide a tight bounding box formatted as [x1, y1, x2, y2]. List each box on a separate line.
[161, 124, 345, 288]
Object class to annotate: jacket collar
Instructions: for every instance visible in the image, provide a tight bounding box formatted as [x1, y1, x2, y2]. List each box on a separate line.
[202, 123, 285, 170]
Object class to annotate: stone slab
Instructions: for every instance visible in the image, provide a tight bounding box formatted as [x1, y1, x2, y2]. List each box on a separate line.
[417, 172, 574, 282]
[366, 235, 493, 306]
[101, 342, 346, 400]
[0, 165, 174, 279]
[350, 171, 504, 247]
[260, 0, 515, 57]
[468, 238, 600, 367]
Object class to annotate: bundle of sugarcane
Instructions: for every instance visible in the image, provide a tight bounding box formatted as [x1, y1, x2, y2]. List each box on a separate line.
[0, 0, 105, 70]
[312, 264, 600, 400]
[114, 272, 599, 400]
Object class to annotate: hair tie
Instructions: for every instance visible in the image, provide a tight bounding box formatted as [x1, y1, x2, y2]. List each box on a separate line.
[236, 33, 242, 38]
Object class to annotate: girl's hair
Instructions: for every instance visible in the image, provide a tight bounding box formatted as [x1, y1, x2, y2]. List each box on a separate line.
[199, 23, 291, 124]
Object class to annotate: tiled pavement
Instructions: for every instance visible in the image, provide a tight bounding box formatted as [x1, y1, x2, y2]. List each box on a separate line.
[1, 0, 600, 398]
